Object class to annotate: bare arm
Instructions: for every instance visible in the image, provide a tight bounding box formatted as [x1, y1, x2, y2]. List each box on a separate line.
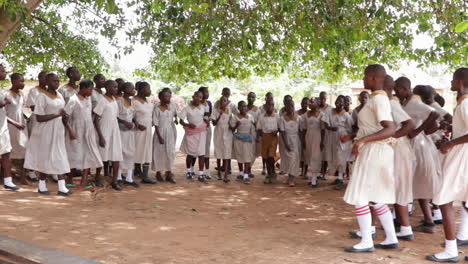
[408, 111, 439, 138]
[394, 119, 415, 139]
[93, 114, 105, 147]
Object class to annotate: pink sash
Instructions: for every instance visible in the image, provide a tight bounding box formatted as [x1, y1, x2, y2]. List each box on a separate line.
[185, 123, 207, 136]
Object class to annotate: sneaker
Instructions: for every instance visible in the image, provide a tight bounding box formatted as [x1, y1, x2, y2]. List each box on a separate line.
[198, 175, 207, 183]
[124, 181, 140, 188]
[186, 172, 194, 180]
[204, 174, 212, 180]
[243, 178, 251, 185]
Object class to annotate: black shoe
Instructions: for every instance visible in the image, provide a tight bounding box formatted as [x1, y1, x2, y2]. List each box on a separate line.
[57, 190, 72, 196]
[426, 255, 459, 263]
[243, 178, 251, 185]
[397, 234, 415, 241]
[349, 231, 377, 240]
[205, 175, 212, 180]
[124, 181, 140, 188]
[38, 190, 50, 195]
[198, 176, 207, 183]
[117, 180, 123, 184]
[4, 185, 19, 191]
[111, 183, 122, 191]
[374, 243, 399, 249]
[223, 178, 230, 183]
[249, 173, 254, 178]
[236, 175, 243, 181]
[331, 179, 341, 185]
[28, 177, 39, 182]
[334, 180, 344, 190]
[344, 246, 375, 253]
[457, 239, 468, 248]
[434, 219, 443, 225]
[94, 178, 104, 187]
[310, 183, 318, 188]
[141, 177, 157, 184]
[186, 172, 194, 180]
[165, 176, 176, 184]
[413, 222, 436, 233]
[156, 174, 164, 182]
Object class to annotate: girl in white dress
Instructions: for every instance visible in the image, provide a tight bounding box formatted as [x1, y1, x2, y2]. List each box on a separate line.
[179, 91, 208, 182]
[93, 80, 123, 191]
[278, 95, 293, 174]
[133, 82, 156, 184]
[5, 73, 29, 185]
[198, 86, 213, 180]
[58, 67, 81, 104]
[0, 65, 19, 191]
[247, 92, 260, 165]
[91, 74, 106, 110]
[394, 77, 441, 233]
[302, 98, 325, 187]
[428, 68, 468, 263]
[211, 96, 233, 182]
[297, 97, 309, 178]
[24, 73, 73, 196]
[153, 89, 178, 183]
[116, 82, 139, 188]
[231, 101, 255, 184]
[279, 102, 302, 187]
[64, 79, 103, 190]
[318, 91, 333, 179]
[343, 65, 397, 253]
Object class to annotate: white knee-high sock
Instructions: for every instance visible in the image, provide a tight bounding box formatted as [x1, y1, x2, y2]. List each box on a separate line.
[457, 207, 468, 240]
[337, 172, 343, 180]
[117, 168, 123, 181]
[126, 169, 134, 183]
[374, 204, 398, 245]
[353, 204, 373, 249]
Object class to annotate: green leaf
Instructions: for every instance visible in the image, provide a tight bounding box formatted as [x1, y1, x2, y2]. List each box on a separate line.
[455, 21, 468, 33]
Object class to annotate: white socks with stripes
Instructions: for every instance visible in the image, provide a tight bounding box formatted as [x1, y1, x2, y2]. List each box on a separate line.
[353, 205, 373, 249]
[373, 204, 398, 245]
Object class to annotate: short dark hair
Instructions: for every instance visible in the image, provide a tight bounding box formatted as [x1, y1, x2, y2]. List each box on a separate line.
[79, 79, 94, 89]
[10, 72, 23, 81]
[454, 67, 468, 87]
[65, 67, 78, 78]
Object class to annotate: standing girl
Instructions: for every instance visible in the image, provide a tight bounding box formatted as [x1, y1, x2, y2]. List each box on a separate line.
[24, 73, 73, 195]
[58, 67, 81, 104]
[91, 74, 106, 110]
[93, 80, 123, 191]
[231, 101, 255, 184]
[152, 89, 178, 183]
[279, 102, 302, 187]
[212, 96, 233, 182]
[199, 86, 212, 180]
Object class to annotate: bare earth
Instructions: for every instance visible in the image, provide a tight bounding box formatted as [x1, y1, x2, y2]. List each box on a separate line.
[0, 152, 463, 264]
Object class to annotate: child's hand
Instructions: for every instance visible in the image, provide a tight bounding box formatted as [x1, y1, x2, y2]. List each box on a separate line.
[69, 131, 78, 140]
[439, 141, 453, 154]
[14, 123, 25, 130]
[158, 136, 165, 144]
[188, 124, 196, 129]
[320, 142, 324, 151]
[59, 109, 67, 117]
[285, 143, 292, 152]
[352, 139, 364, 156]
[99, 137, 106, 147]
[137, 124, 146, 131]
[330, 126, 338, 132]
[125, 121, 134, 129]
[340, 134, 352, 143]
[4, 98, 11, 105]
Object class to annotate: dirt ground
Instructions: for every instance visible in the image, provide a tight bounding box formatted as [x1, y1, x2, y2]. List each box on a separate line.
[0, 152, 464, 264]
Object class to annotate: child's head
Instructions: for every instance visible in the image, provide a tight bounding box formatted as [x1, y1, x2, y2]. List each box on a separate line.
[309, 97, 319, 110]
[413, 85, 434, 105]
[394, 77, 411, 99]
[285, 102, 295, 114]
[115, 78, 125, 88]
[38, 71, 48, 86]
[363, 64, 386, 90]
[283, 95, 292, 106]
[159, 89, 171, 104]
[137, 82, 151, 97]
[358, 91, 370, 105]
[66, 67, 81, 82]
[93, 74, 106, 88]
[434, 93, 445, 107]
[222, 87, 231, 98]
[104, 80, 118, 96]
[10, 73, 25, 90]
[79, 79, 94, 97]
[301, 97, 309, 109]
[219, 96, 229, 108]
[192, 91, 203, 105]
[319, 91, 327, 106]
[265, 92, 273, 101]
[265, 100, 275, 114]
[383, 75, 395, 97]
[238, 100, 247, 114]
[121, 82, 135, 97]
[247, 92, 256, 105]
[0, 65, 6, 81]
[344, 96, 352, 111]
[198, 86, 209, 100]
[335, 95, 345, 110]
[46, 73, 60, 91]
[452, 67, 468, 92]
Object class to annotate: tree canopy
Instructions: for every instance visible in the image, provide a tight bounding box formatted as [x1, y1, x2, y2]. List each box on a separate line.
[0, 0, 466, 82]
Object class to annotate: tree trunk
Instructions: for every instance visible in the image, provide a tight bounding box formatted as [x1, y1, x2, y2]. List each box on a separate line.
[0, 0, 43, 50]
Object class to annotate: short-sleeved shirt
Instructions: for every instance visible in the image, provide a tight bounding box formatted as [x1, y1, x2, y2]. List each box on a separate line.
[453, 95, 468, 139]
[178, 104, 205, 127]
[390, 97, 411, 126]
[403, 95, 434, 127]
[257, 112, 279, 134]
[356, 91, 393, 139]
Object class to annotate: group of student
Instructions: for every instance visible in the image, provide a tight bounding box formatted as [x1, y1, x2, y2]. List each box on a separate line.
[0, 63, 467, 262]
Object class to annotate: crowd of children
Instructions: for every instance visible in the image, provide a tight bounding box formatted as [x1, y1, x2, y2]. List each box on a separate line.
[0, 64, 467, 262]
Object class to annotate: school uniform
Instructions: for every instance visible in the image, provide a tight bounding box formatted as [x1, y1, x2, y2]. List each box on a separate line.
[390, 97, 415, 206]
[231, 114, 255, 163]
[433, 95, 468, 205]
[211, 107, 233, 160]
[152, 104, 177, 172]
[93, 95, 123, 162]
[179, 104, 207, 156]
[202, 101, 213, 157]
[133, 97, 153, 164]
[0, 90, 11, 156]
[279, 113, 302, 177]
[302, 111, 324, 173]
[24, 90, 70, 174]
[24, 86, 43, 134]
[247, 106, 261, 162]
[344, 91, 395, 205]
[5, 90, 28, 159]
[91, 88, 105, 110]
[429, 102, 449, 143]
[325, 109, 354, 174]
[58, 84, 78, 104]
[257, 112, 279, 158]
[117, 97, 135, 170]
[320, 104, 334, 163]
[64, 94, 103, 170]
[403, 95, 441, 200]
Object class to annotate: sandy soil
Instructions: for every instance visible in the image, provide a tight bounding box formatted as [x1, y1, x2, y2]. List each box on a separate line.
[0, 152, 463, 264]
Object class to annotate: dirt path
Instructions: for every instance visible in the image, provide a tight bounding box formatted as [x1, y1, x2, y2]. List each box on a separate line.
[0, 153, 461, 263]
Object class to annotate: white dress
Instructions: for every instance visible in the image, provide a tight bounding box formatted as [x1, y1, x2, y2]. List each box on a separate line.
[390, 98, 415, 206]
[152, 104, 177, 171]
[211, 107, 233, 159]
[117, 97, 135, 170]
[203, 101, 212, 157]
[91, 89, 105, 110]
[58, 84, 78, 104]
[429, 102, 449, 143]
[302, 111, 324, 173]
[133, 97, 153, 164]
[279, 114, 302, 177]
[343, 91, 395, 205]
[325, 109, 354, 174]
[24, 91, 70, 174]
[403, 95, 441, 200]
[320, 104, 334, 162]
[64, 94, 103, 170]
[25, 86, 43, 134]
[93, 96, 123, 162]
[5, 90, 28, 159]
[231, 114, 255, 163]
[179, 104, 207, 156]
[0, 90, 12, 155]
[247, 106, 261, 159]
[433, 95, 468, 205]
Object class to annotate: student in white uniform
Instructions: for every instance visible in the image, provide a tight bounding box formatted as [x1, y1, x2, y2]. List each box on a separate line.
[231, 101, 255, 184]
[198, 86, 213, 179]
[179, 91, 208, 182]
[319, 91, 333, 179]
[211, 96, 233, 182]
[278, 95, 293, 175]
[257, 100, 279, 184]
[258, 92, 276, 175]
[64, 79, 103, 190]
[394, 77, 441, 234]
[58, 67, 81, 104]
[152, 89, 178, 184]
[91, 74, 106, 110]
[279, 102, 302, 187]
[297, 97, 309, 178]
[343, 64, 397, 253]
[24, 73, 73, 195]
[246, 92, 261, 169]
[93, 80, 123, 191]
[427, 68, 468, 263]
